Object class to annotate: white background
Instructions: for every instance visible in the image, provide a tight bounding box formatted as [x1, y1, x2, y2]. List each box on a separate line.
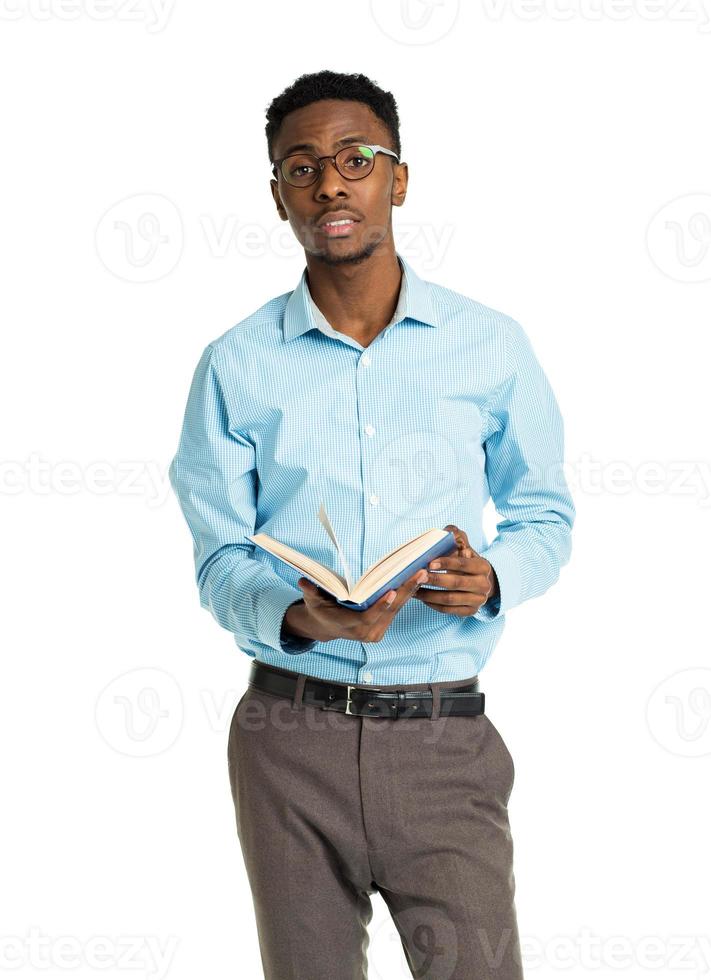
[2, 1, 710, 977]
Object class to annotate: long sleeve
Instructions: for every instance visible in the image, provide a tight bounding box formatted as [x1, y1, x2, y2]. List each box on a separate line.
[168, 344, 317, 656]
[474, 319, 575, 621]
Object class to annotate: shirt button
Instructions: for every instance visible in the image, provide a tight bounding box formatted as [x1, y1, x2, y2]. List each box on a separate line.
[361, 354, 371, 366]
[364, 424, 375, 437]
[369, 494, 379, 506]
[362, 671, 374, 683]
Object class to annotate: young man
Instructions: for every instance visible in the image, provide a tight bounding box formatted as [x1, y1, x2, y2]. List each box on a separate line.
[169, 70, 575, 980]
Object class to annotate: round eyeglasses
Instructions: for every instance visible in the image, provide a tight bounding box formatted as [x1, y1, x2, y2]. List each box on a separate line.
[271, 143, 400, 188]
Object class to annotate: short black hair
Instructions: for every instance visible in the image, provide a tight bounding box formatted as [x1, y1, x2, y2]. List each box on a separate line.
[265, 69, 401, 164]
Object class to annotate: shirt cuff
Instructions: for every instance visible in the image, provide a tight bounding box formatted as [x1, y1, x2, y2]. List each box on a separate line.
[473, 539, 522, 620]
[257, 583, 318, 655]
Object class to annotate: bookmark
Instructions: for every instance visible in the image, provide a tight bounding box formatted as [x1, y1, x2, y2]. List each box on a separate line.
[317, 501, 354, 594]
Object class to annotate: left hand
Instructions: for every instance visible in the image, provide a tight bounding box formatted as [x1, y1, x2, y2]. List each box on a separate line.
[413, 525, 498, 617]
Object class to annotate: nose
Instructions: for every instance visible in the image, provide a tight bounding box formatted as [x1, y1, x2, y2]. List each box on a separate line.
[313, 158, 350, 199]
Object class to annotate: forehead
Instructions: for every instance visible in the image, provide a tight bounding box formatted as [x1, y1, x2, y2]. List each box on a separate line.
[273, 99, 388, 156]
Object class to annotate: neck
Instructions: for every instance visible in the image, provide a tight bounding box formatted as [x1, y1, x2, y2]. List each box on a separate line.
[305, 247, 402, 347]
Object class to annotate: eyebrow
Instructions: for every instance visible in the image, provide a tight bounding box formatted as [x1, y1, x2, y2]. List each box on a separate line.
[279, 135, 371, 157]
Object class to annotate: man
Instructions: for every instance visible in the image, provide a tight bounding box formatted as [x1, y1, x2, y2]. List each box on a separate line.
[169, 69, 575, 980]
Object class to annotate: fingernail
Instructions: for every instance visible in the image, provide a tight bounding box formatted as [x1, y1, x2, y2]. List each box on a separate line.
[430, 561, 440, 569]
[417, 570, 428, 584]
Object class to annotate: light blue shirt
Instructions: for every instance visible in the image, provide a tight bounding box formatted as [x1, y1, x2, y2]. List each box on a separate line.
[168, 252, 575, 685]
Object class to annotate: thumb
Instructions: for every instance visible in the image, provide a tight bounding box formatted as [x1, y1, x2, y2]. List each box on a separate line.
[297, 578, 327, 603]
[444, 525, 472, 556]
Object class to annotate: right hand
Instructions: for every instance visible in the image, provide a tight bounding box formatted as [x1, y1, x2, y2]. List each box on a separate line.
[288, 568, 429, 644]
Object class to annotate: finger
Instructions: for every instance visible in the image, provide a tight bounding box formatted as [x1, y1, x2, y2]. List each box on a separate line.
[415, 589, 489, 607]
[414, 586, 478, 608]
[297, 578, 339, 606]
[418, 575, 465, 593]
[378, 587, 398, 609]
[395, 569, 430, 607]
[443, 525, 462, 556]
[371, 569, 428, 623]
[428, 555, 489, 573]
[458, 541, 482, 561]
[414, 593, 482, 616]
[353, 587, 399, 629]
[445, 525, 472, 553]
[443, 525, 461, 535]
[419, 572, 492, 592]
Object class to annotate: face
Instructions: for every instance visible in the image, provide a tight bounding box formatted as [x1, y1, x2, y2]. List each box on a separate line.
[269, 99, 408, 266]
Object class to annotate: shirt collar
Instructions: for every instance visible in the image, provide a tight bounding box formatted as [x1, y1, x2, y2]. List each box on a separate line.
[283, 251, 438, 343]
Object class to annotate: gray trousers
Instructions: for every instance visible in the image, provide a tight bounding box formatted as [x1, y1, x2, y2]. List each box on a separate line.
[227, 662, 524, 980]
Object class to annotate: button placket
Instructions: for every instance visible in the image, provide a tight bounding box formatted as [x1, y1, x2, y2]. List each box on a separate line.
[356, 347, 384, 679]
[358, 351, 380, 520]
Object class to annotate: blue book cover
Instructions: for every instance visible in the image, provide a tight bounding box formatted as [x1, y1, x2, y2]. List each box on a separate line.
[330, 532, 457, 610]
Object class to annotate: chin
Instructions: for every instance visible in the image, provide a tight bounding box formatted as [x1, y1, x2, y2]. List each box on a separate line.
[309, 237, 384, 267]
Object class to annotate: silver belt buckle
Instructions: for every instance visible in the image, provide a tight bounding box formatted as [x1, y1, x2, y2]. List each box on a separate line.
[344, 685, 356, 715]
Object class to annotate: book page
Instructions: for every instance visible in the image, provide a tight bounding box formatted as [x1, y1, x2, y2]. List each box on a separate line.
[317, 502, 354, 593]
[247, 533, 349, 600]
[359, 528, 437, 581]
[352, 529, 448, 603]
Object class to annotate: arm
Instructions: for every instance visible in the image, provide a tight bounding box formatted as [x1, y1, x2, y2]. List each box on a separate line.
[168, 343, 317, 656]
[473, 319, 575, 621]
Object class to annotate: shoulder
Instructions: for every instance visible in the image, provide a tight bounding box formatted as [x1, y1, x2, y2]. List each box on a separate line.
[206, 290, 291, 364]
[425, 278, 530, 367]
[193, 290, 293, 415]
[427, 278, 523, 340]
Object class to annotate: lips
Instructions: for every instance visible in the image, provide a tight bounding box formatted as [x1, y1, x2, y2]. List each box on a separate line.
[317, 214, 360, 239]
[321, 222, 357, 238]
[316, 211, 360, 229]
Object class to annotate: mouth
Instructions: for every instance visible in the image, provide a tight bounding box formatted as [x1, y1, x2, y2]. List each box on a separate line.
[317, 215, 360, 238]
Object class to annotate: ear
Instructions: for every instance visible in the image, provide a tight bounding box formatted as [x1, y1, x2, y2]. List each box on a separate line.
[270, 178, 288, 221]
[391, 161, 408, 208]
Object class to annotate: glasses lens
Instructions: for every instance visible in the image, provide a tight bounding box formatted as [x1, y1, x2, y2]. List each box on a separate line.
[281, 154, 320, 187]
[336, 145, 375, 179]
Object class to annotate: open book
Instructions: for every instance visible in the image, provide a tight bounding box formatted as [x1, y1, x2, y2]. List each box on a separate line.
[247, 502, 456, 610]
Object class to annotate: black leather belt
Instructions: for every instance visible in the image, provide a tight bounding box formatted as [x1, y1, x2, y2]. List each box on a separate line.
[247, 661, 485, 720]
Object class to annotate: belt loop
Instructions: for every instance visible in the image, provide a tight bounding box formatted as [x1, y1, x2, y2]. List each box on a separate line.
[429, 683, 441, 721]
[396, 690, 405, 718]
[291, 674, 306, 711]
